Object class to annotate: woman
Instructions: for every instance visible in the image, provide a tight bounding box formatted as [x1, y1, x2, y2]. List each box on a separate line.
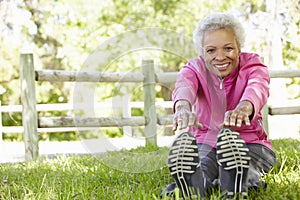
[167, 13, 276, 199]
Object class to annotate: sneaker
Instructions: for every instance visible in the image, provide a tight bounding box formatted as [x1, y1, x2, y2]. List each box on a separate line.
[160, 182, 177, 198]
[216, 128, 250, 200]
[168, 132, 205, 199]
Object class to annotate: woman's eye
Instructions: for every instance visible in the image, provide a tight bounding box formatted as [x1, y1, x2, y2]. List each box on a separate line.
[206, 49, 215, 54]
[225, 47, 233, 51]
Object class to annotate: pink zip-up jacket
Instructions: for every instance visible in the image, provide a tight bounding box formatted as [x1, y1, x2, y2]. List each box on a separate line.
[172, 52, 272, 150]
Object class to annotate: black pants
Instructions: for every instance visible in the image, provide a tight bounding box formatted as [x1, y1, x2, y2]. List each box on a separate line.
[198, 143, 277, 190]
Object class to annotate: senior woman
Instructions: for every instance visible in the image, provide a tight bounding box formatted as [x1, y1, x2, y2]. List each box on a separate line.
[166, 13, 276, 199]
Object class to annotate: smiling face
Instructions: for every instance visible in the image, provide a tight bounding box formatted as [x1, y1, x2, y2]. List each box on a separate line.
[202, 28, 240, 78]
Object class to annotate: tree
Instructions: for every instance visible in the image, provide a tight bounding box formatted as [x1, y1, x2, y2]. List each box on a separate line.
[0, 0, 299, 140]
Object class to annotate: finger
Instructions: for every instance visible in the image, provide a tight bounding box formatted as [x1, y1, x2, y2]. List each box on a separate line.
[218, 123, 224, 129]
[244, 116, 251, 126]
[220, 123, 232, 129]
[181, 115, 189, 129]
[236, 115, 243, 127]
[172, 118, 178, 131]
[230, 112, 238, 126]
[224, 111, 231, 126]
[172, 115, 178, 131]
[195, 121, 203, 129]
[178, 118, 183, 130]
[188, 114, 195, 126]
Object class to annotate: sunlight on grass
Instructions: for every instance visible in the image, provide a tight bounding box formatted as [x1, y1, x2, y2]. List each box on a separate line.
[0, 138, 299, 199]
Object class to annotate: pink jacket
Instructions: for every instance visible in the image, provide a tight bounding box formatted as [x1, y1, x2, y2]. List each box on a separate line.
[172, 52, 272, 150]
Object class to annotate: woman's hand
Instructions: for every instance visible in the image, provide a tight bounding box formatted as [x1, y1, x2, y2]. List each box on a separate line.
[222, 100, 254, 128]
[172, 100, 203, 131]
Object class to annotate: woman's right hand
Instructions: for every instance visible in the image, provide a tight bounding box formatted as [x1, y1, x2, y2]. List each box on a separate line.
[172, 100, 203, 131]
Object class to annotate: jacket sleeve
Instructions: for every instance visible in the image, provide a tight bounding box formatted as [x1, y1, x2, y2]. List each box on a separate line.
[240, 54, 270, 119]
[172, 64, 199, 112]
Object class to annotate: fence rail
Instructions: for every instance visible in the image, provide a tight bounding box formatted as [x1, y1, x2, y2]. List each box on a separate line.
[19, 53, 300, 161]
[35, 69, 300, 83]
[0, 101, 173, 134]
[35, 70, 180, 84]
[38, 116, 146, 127]
[269, 106, 300, 115]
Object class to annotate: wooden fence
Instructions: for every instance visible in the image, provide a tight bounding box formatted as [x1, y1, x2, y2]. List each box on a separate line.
[20, 53, 300, 161]
[0, 100, 170, 138]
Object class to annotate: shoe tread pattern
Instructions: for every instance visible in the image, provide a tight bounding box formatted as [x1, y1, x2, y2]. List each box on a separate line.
[168, 132, 200, 198]
[217, 128, 250, 199]
[168, 132, 199, 175]
[217, 129, 250, 170]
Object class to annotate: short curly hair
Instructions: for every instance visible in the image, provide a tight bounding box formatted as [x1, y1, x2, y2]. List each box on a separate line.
[193, 12, 245, 55]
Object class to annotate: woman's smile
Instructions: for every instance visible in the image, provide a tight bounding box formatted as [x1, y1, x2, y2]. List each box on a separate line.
[213, 63, 231, 71]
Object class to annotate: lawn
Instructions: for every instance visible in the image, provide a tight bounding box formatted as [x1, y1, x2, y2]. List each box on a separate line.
[0, 138, 299, 200]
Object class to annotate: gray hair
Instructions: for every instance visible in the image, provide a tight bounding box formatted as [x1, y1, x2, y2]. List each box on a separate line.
[193, 13, 245, 55]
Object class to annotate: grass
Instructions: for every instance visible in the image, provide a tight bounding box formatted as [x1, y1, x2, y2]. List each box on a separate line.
[0, 139, 299, 200]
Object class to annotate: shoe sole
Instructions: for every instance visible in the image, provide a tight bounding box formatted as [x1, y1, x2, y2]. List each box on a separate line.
[216, 128, 250, 199]
[168, 132, 199, 198]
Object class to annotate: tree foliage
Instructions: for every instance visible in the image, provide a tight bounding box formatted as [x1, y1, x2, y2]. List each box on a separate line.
[0, 0, 299, 139]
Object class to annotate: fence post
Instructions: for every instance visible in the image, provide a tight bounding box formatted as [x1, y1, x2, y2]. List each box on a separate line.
[142, 59, 157, 146]
[20, 53, 38, 161]
[262, 104, 269, 136]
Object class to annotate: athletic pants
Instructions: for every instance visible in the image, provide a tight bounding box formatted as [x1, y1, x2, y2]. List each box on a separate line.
[198, 143, 277, 190]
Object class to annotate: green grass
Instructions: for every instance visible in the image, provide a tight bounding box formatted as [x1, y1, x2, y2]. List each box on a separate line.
[0, 139, 299, 200]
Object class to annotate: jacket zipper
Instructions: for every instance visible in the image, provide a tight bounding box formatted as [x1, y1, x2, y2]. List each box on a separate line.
[218, 77, 224, 90]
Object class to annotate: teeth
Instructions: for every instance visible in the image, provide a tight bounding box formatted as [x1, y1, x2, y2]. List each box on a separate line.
[214, 63, 229, 68]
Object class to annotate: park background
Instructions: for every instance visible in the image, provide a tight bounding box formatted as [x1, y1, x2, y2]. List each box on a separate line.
[0, 1, 300, 199]
[0, 0, 299, 153]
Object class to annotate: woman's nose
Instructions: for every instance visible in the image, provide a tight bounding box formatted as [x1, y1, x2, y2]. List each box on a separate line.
[215, 50, 226, 60]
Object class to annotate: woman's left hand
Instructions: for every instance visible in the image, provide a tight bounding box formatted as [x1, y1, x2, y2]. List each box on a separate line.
[222, 100, 254, 127]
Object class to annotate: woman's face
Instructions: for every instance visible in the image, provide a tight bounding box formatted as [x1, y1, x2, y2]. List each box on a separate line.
[202, 28, 240, 78]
